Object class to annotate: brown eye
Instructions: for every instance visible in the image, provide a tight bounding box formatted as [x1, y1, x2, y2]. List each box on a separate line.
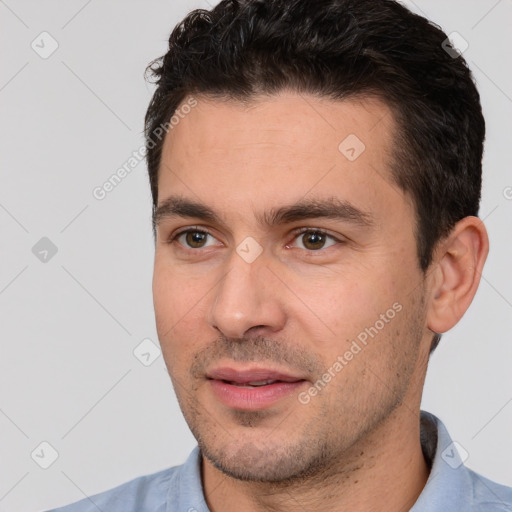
[289, 229, 339, 251]
[185, 231, 208, 248]
[302, 231, 327, 250]
[173, 229, 216, 249]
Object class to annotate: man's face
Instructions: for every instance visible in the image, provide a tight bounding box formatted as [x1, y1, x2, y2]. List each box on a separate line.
[153, 92, 432, 482]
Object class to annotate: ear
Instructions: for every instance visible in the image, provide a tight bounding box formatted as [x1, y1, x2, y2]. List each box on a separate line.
[426, 216, 489, 335]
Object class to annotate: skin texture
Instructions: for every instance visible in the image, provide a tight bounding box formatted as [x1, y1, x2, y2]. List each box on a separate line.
[152, 91, 489, 512]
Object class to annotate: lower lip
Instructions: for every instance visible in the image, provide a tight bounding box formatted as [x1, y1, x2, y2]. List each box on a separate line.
[209, 379, 307, 410]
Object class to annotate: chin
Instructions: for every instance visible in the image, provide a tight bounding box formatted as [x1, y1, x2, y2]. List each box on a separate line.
[200, 437, 332, 484]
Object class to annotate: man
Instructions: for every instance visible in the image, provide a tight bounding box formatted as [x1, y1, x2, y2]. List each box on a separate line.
[48, 0, 512, 510]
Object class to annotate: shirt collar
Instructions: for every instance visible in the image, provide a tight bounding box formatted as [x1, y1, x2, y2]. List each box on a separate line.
[411, 410, 475, 511]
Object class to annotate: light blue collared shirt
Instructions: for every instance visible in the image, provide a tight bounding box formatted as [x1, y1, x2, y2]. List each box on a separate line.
[46, 411, 512, 511]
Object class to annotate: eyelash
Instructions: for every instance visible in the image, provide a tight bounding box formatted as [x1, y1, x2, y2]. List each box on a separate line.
[167, 226, 343, 251]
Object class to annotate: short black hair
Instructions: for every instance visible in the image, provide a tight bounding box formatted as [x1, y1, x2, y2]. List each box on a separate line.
[144, 0, 485, 353]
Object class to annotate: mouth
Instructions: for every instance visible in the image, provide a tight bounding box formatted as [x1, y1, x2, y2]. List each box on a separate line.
[206, 366, 308, 410]
[221, 379, 288, 388]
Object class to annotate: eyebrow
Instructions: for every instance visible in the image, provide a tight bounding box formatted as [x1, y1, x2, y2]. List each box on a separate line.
[153, 195, 375, 231]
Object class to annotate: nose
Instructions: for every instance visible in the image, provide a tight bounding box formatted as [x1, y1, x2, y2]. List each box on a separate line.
[207, 248, 287, 339]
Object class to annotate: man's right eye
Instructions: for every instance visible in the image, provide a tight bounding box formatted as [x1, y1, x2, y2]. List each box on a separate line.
[169, 228, 219, 249]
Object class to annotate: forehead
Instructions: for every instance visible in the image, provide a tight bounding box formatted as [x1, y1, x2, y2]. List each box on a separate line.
[157, 91, 409, 227]
[165, 92, 395, 155]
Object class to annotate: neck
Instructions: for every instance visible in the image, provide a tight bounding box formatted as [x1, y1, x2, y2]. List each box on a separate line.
[202, 406, 430, 512]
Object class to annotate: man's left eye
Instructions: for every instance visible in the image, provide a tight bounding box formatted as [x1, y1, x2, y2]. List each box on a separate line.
[289, 230, 339, 251]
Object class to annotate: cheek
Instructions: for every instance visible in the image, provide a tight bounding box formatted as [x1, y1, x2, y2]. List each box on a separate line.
[293, 271, 391, 335]
[287, 262, 409, 369]
[153, 256, 203, 312]
[153, 262, 193, 343]
[152, 259, 211, 365]
[153, 263, 175, 332]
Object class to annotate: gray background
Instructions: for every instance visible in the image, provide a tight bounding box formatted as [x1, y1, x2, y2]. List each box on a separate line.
[0, 1, 510, 510]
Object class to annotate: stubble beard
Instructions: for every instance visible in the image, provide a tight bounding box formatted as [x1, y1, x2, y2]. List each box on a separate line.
[168, 291, 427, 486]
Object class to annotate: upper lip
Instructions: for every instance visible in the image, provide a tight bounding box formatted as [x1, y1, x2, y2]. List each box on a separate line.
[206, 366, 307, 384]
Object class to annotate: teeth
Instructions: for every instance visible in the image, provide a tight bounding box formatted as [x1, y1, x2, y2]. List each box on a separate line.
[248, 380, 276, 386]
[230, 380, 277, 387]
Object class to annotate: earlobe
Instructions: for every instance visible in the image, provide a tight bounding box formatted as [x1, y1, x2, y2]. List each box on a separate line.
[426, 216, 489, 335]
